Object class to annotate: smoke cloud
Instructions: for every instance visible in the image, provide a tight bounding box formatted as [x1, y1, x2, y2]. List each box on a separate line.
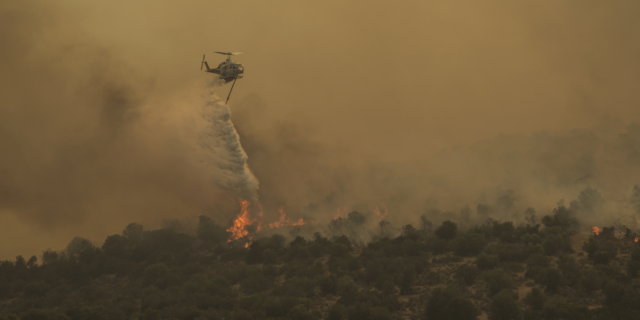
[0, 1, 256, 259]
[2, 0, 640, 258]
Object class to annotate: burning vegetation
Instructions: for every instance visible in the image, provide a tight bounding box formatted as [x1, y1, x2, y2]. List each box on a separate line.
[226, 199, 319, 248]
[3, 195, 640, 320]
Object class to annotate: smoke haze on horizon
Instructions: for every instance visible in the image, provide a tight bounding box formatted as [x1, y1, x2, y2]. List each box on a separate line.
[1, 0, 640, 259]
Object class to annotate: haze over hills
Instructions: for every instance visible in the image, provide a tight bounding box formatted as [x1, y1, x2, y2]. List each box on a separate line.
[2, 1, 640, 319]
[2, 0, 640, 258]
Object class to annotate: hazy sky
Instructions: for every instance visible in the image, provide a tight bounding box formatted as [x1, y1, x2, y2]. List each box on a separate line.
[60, 0, 640, 150]
[1, 0, 640, 259]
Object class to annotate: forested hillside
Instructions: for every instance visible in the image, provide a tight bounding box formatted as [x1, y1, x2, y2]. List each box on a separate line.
[1, 206, 639, 320]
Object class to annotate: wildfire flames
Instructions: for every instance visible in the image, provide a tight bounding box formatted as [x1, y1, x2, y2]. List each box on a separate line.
[267, 208, 305, 228]
[227, 200, 254, 242]
[590, 226, 639, 242]
[373, 205, 388, 219]
[226, 200, 317, 246]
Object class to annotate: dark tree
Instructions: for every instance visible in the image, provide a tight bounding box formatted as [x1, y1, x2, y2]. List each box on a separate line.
[524, 207, 538, 225]
[197, 215, 228, 246]
[475, 253, 499, 271]
[523, 287, 545, 310]
[435, 220, 458, 241]
[327, 303, 344, 320]
[329, 217, 345, 237]
[489, 290, 522, 320]
[347, 211, 366, 226]
[419, 214, 433, 232]
[453, 232, 486, 257]
[454, 264, 479, 286]
[628, 261, 640, 278]
[540, 268, 563, 293]
[541, 205, 578, 230]
[101, 234, 130, 259]
[123, 223, 144, 243]
[379, 220, 393, 238]
[484, 269, 515, 297]
[401, 224, 417, 237]
[425, 287, 480, 320]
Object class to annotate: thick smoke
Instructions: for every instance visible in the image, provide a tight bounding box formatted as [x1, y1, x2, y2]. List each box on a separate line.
[3, 0, 640, 256]
[0, 1, 257, 259]
[234, 103, 640, 241]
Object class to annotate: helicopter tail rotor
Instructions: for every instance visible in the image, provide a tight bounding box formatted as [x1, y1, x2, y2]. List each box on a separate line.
[200, 54, 206, 70]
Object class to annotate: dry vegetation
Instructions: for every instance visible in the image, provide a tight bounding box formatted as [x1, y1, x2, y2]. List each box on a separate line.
[1, 207, 640, 320]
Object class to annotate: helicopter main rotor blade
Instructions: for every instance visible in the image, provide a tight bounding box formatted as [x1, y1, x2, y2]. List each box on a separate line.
[214, 51, 243, 56]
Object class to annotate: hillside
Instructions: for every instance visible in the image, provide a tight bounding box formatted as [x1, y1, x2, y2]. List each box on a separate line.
[1, 208, 639, 320]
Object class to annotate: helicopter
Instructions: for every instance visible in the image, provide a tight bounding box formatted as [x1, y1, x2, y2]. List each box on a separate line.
[201, 52, 244, 104]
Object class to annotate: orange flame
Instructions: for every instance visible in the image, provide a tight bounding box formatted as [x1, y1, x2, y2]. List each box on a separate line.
[227, 200, 254, 242]
[333, 207, 347, 219]
[373, 205, 388, 219]
[266, 207, 311, 228]
[592, 226, 602, 235]
[635, 237, 639, 243]
[226, 202, 319, 246]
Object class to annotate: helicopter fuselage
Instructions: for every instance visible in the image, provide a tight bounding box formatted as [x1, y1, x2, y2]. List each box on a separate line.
[204, 58, 244, 82]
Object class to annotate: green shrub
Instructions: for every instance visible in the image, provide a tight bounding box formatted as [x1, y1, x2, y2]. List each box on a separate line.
[627, 260, 640, 278]
[240, 275, 273, 294]
[525, 254, 550, 279]
[331, 244, 349, 257]
[327, 303, 344, 320]
[582, 237, 617, 265]
[493, 221, 517, 243]
[486, 243, 533, 262]
[454, 264, 479, 286]
[197, 216, 228, 246]
[542, 301, 589, 320]
[345, 302, 370, 320]
[435, 221, 458, 241]
[523, 287, 545, 310]
[318, 274, 338, 295]
[20, 309, 71, 320]
[540, 205, 578, 231]
[484, 269, 515, 297]
[288, 304, 316, 320]
[475, 253, 499, 271]
[453, 232, 487, 257]
[337, 276, 359, 306]
[397, 264, 416, 294]
[142, 263, 170, 287]
[489, 289, 522, 320]
[425, 287, 480, 320]
[369, 306, 392, 320]
[365, 260, 383, 284]
[539, 268, 563, 293]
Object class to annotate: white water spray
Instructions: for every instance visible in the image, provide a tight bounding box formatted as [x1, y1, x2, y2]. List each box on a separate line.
[196, 79, 259, 200]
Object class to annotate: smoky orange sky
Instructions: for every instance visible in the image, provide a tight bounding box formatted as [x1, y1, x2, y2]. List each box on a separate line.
[2, 0, 640, 259]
